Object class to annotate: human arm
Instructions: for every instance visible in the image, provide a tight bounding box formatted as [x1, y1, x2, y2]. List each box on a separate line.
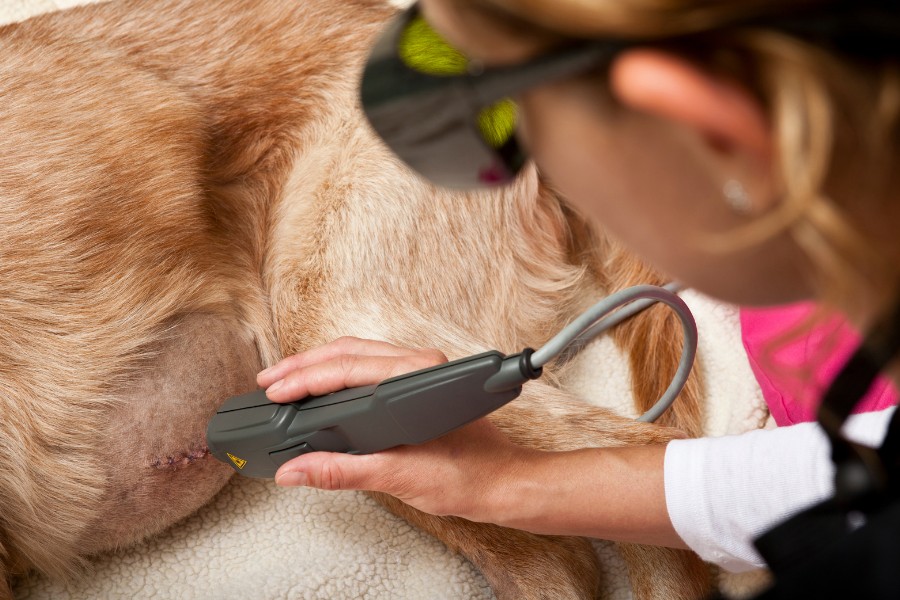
[258, 337, 686, 548]
[258, 337, 898, 570]
[665, 406, 897, 572]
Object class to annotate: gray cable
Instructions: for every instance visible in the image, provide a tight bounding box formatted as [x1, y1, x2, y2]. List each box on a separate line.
[559, 282, 685, 361]
[530, 284, 696, 423]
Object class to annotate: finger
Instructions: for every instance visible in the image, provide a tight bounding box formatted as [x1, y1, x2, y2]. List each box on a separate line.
[274, 451, 387, 492]
[265, 352, 445, 402]
[257, 337, 411, 387]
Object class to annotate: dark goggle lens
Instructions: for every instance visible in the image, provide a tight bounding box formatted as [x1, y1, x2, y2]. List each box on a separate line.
[398, 16, 520, 155]
[362, 10, 525, 188]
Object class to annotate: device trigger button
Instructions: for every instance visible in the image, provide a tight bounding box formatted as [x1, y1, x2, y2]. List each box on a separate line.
[269, 442, 315, 464]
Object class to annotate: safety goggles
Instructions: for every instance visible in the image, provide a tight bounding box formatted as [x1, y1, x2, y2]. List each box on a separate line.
[360, 2, 897, 190]
[360, 4, 627, 189]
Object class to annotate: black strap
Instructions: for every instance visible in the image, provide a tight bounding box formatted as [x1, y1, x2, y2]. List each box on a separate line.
[817, 300, 900, 425]
[879, 406, 900, 485]
[751, 299, 900, 585]
[755, 413, 900, 576]
[754, 501, 900, 600]
[753, 496, 852, 572]
[816, 300, 900, 506]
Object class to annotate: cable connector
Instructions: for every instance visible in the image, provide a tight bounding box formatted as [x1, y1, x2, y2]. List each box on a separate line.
[483, 348, 543, 393]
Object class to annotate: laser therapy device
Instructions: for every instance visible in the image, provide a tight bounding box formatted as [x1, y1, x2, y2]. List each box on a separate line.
[207, 284, 696, 478]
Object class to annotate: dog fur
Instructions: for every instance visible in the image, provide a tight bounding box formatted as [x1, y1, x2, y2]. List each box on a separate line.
[0, 0, 711, 597]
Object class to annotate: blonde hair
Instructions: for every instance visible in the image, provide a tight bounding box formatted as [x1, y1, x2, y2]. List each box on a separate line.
[486, 0, 900, 326]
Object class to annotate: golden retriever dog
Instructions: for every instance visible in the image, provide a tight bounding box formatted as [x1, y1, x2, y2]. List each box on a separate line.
[0, 0, 711, 598]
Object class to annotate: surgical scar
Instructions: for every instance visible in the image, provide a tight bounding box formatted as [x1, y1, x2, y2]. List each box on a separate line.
[149, 446, 211, 470]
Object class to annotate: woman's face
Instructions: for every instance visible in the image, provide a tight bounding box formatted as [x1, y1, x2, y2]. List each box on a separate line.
[420, 0, 815, 306]
[515, 74, 814, 306]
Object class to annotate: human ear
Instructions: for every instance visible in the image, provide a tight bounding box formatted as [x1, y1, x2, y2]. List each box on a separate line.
[609, 49, 771, 163]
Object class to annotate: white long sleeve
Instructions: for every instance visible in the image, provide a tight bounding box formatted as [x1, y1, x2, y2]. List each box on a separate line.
[663, 406, 896, 572]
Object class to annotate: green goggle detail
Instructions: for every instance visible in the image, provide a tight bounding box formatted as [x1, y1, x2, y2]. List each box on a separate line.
[397, 15, 468, 76]
[476, 99, 517, 150]
[398, 15, 518, 151]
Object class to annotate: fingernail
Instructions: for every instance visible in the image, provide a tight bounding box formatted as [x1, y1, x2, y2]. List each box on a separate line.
[276, 471, 307, 487]
[267, 379, 284, 395]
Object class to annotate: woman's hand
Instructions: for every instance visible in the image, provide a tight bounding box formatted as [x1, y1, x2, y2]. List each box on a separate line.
[256, 337, 535, 523]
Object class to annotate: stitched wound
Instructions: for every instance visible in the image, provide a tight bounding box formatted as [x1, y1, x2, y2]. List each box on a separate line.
[149, 446, 211, 470]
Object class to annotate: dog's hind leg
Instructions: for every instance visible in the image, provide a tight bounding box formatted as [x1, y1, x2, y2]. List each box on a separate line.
[618, 543, 713, 600]
[491, 384, 715, 599]
[371, 381, 712, 600]
[304, 317, 711, 596]
[371, 492, 602, 600]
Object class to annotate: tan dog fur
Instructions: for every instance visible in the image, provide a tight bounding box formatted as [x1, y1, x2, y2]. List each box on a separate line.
[0, 0, 711, 597]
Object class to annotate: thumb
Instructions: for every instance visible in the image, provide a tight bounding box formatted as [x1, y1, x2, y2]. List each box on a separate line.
[274, 451, 384, 491]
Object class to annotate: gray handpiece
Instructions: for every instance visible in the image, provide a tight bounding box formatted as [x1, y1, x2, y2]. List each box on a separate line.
[206, 350, 541, 478]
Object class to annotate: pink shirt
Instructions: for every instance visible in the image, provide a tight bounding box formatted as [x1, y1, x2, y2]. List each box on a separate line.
[740, 302, 898, 426]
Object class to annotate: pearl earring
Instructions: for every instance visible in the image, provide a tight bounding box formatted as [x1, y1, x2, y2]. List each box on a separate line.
[723, 179, 752, 214]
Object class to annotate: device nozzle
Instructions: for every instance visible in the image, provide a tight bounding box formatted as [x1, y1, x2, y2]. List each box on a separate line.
[483, 348, 543, 393]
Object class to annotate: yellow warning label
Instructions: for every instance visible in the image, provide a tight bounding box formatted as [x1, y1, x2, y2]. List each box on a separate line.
[226, 452, 247, 469]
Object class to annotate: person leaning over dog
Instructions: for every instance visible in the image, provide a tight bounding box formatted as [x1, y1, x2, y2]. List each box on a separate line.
[257, 0, 899, 576]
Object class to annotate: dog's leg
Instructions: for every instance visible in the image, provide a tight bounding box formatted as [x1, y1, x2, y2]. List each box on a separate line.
[618, 543, 713, 600]
[372, 381, 713, 600]
[492, 383, 715, 600]
[371, 492, 602, 600]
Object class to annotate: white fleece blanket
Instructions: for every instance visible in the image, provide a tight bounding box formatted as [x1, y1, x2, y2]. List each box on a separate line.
[8, 1, 770, 598]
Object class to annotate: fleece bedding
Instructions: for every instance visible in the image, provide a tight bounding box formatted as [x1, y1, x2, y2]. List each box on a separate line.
[7, 1, 771, 598]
